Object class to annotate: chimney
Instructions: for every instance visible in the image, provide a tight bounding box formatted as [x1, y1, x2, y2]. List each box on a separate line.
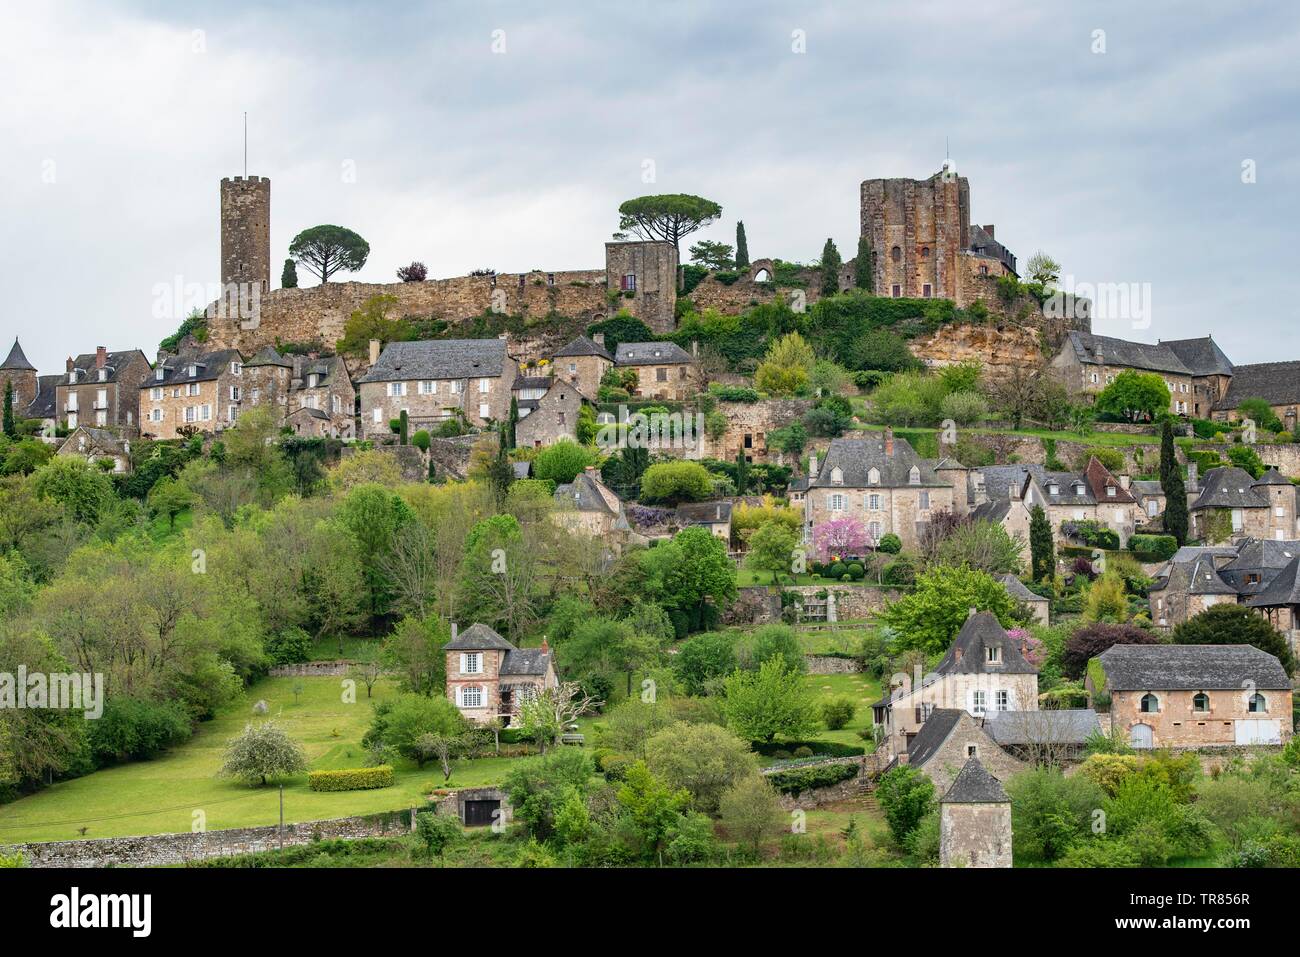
[809, 452, 819, 479]
[691, 339, 699, 358]
[1009, 482, 1017, 501]
[583, 465, 600, 480]
[95, 346, 107, 369]
[1187, 462, 1198, 492]
[968, 606, 978, 618]
[1119, 474, 1131, 490]
[884, 426, 894, 457]
[982, 225, 995, 240]
[593, 332, 605, 347]
[65, 356, 73, 374]
[450, 622, 458, 643]
[541, 636, 549, 655]
[368, 339, 381, 365]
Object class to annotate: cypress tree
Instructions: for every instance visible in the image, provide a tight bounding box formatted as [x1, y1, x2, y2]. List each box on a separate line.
[1029, 504, 1055, 581]
[854, 235, 874, 291]
[735, 221, 750, 269]
[734, 451, 750, 495]
[507, 397, 518, 450]
[2, 380, 15, 439]
[399, 410, 409, 445]
[281, 258, 298, 289]
[1164, 469, 1189, 544]
[1159, 419, 1176, 486]
[820, 238, 842, 296]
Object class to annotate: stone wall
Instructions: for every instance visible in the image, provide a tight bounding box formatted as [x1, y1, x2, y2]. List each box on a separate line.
[724, 584, 900, 626]
[1195, 443, 1300, 478]
[268, 661, 356, 677]
[805, 654, 864, 674]
[940, 801, 1012, 868]
[425, 434, 489, 482]
[3, 810, 416, 868]
[339, 442, 428, 481]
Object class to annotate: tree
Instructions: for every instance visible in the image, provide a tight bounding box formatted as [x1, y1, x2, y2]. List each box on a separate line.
[617, 194, 722, 251]
[853, 329, 917, 373]
[364, 693, 466, 766]
[876, 765, 935, 844]
[754, 331, 815, 397]
[747, 624, 804, 673]
[718, 774, 783, 856]
[812, 514, 871, 560]
[745, 520, 798, 584]
[854, 235, 874, 291]
[1163, 468, 1188, 545]
[644, 723, 756, 814]
[688, 240, 734, 271]
[31, 458, 114, 525]
[288, 225, 370, 283]
[2, 381, 14, 439]
[1159, 419, 1177, 486]
[672, 632, 737, 695]
[1061, 623, 1157, 678]
[415, 810, 461, 861]
[733, 451, 750, 495]
[1174, 604, 1295, 673]
[639, 461, 713, 504]
[734, 221, 750, 269]
[219, 722, 307, 786]
[722, 658, 817, 743]
[1237, 398, 1283, 433]
[280, 258, 298, 289]
[377, 522, 439, 619]
[820, 238, 842, 296]
[1029, 504, 1055, 581]
[396, 261, 428, 282]
[932, 519, 1025, 575]
[336, 482, 414, 616]
[881, 565, 1017, 655]
[507, 397, 519, 449]
[533, 439, 596, 485]
[146, 475, 195, 529]
[1025, 250, 1062, 289]
[1095, 370, 1169, 422]
[768, 422, 807, 459]
[381, 615, 446, 695]
[518, 682, 600, 754]
[638, 526, 737, 631]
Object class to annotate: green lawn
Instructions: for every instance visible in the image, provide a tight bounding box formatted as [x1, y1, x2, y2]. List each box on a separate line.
[799, 671, 882, 748]
[0, 676, 515, 845]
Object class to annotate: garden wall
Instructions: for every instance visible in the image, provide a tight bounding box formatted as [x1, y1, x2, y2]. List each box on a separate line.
[2, 809, 418, 868]
[805, 654, 864, 674]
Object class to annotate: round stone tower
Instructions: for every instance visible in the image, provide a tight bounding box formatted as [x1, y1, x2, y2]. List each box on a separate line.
[220, 175, 271, 297]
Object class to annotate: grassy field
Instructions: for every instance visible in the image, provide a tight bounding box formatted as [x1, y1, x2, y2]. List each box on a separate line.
[0, 676, 513, 845]
[799, 671, 881, 749]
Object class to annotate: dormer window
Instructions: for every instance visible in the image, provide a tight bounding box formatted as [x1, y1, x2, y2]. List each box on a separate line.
[986, 646, 1001, 664]
[230, 362, 242, 376]
[830, 467, 843, 485]
[1047, 482, 1059, 496]
[155, 368, 165, 381]
[1107, 486, 1116, 497]
[908, 466, 921, 485]
[308, 374, 319, 388]
[98, 369, 107, 382]
[868, 467, 880, 485]
[1073, 481, 1085, 495]
[188, 365, 198, 377]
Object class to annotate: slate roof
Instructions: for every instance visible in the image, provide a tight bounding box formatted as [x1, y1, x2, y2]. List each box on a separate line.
[1162, 337, 1234, 377]
[294, 354, 348, 391]
[788, 476, 809, 493]
[1190, 466, 1268, 510]
[553, 335, 613, 362]
[245, 345, 292, 368]
[1151, 554, 1237, 597]
[1219, 539, 1300, 596]
[984, 710, 1101, 747]
[150, 349, 243, 386]
[1214, 360, 1300, 411]
[1169, 545, 1239, 564]
[513, 376, 554, 391]
[289, 406, 330, 421]
[614, 341, 694, 366]
[499, 648, 552, 677]
[25, 375, 60, 418]
[906, 708, 964, 768]
[444, 623, 515, 651]
[1254, 468, 1291, 487]
[999, 574, 1047, 604]
[934, 611, 1038, 676]
[979, 464, 1094, 506]
[1, 338, 35, 371]
[66, 349, 148, 385]
[1246, 555, 1300, 609]
[358, 339, 509, 383]
[554, 470, 622, 515]
[1064, 331, 1191, 375]
[942, 757, 1009, 804]
[1130, 480, 1164, 499]
[971, 499, 1014, 524]
[810, 433, 947, 489]
[60, 426, 129, 456]
[676, 501, 732, 525]
[1096, 643, 1291, 691]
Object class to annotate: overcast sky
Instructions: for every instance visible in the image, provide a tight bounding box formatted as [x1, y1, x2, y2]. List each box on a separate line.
[2, 1, 1297, 373]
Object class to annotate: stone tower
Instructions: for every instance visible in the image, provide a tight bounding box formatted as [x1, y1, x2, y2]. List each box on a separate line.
[220, 176, 271, 297]
[1, 338, 38, 413]
[939, 757, 1013, 868]
[860, 166, 970, 301]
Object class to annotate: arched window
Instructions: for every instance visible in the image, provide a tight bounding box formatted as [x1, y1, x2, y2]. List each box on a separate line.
[1248, 693, 1267, 713]
[1140, 693, 1159, 714]
[1192, 692, 1209, 712]
[920, 246, 930, 259]
[890, 245, 902, 263]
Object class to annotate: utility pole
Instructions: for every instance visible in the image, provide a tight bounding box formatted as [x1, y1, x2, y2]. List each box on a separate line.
[278, 783, 284, 850]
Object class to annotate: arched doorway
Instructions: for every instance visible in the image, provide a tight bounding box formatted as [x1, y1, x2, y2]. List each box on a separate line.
[1130, 723, 1153, 749]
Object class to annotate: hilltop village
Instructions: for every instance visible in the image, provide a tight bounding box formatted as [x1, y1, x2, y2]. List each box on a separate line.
[3, 165, 1300, 870]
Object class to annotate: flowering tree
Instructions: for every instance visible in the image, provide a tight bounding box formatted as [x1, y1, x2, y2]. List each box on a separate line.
[812, 515, 872, 561]
[1007, 628, 1045, 668]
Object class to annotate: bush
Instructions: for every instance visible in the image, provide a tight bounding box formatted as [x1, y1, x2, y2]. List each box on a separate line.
[308, 766, 396, 792]
[847, 562, 865, 581]
[533, 439, 597, 484]
[88, 697, 192, 764]
[827, 561, 847, 579]
[265, 626, 313, 665]
[882, 557, 916, 586]
[766, 762, 859, 795]
[640, 461, 714, 504]
[820, 697, 857, 730]
[876, 766, 935, 843]
[752, 740, 864, 759]
[1128, 534, 1177, 562]
[878, 533, 902, 554]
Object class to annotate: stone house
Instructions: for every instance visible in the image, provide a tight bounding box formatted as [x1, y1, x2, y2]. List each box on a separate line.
[1148, 553, 1238, 628]
[57, 347, 151, 432]
[1, 338, 39, 417]
[1212, 360, 1300, 430]
[551, 467, 645, 553]
[444, 623, 558, 727]
[873, 611, 1039, 757]
[614, 340, 697, 401]
[1087, 643, 1292, 748]
[285, 406, 333, 437]
[550, 334, 613, 399]
[897, 707, 1024, 794]
[357, 337, 517, 439]
[1246, 554, 1300, 640]
[56, 426, 132, 473]
[604, 240, 679, 333]
[140, 348, 245, 439]
[24, 375, 61, 437]
[939, 757, 1013, 869]
[1050, 332, 1230, 417]
[998, 574, 1049, 625]
[974, 458, 1140, 548]
[804, 429, 956, 553]
[1190, 466, 1298, 542]
[983, 709, 1101, 762]
[1130, 479, 1166, 521]
[675, 501, 732, 542]
[516, 380, 590, 449]
[290, 353, 355, 437]
[705, 398, 812, 465]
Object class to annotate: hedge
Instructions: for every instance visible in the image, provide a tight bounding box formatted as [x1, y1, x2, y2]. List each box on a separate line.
[767, 762, 860, 795]
[308, 766, 395, 792]
[753, 740, 864, 759]
[1128, 534, 1177, 562]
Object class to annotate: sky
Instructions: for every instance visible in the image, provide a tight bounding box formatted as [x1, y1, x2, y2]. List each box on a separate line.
[1, 0, 1297, 373]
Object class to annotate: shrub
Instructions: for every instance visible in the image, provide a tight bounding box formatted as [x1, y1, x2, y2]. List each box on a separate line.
[767, 762, 859, 796]
[1128, 534, 1177, 562]
[878, 533, 902, 554]
[533, 439, 597, 485]
[308, 766, 396, 792]
[88, 697, 192, 764]
[847, 562, 865, 580]
[820, 697, 857, 731]
[876, 766, 935, 843]
[1006, 767, 1105, 862]
[827, 561, 847, 579]
[640, 461, 714, 504]
[1062, 623, 1156, 678]
[265, 626, 313, 665]
[752, 740, 864, 759]
[411, 429, 431, 451]
[881, 557, 916, 586]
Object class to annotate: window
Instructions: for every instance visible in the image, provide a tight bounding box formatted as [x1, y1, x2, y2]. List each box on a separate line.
[1231, 509, 1243, 532]
[830, 467, 843, 485]
[908, 466, 920, 485]
[184, 406, 196, 423]
[922, 283, 932, 298]
[1107, 486, 1116, 497]
[966, 744, 978, 757]
[1248, 693, 1267, 713]
[230, 362, 241, 376]
[987, 646, 1002, 664]
[479, 402, 491, 419]
[568, 362, 577, 374]
[867, 467, 880, 485]
[149, 408, 162, 422]
[331, 395, 341, 414]
[971, 691, 987, 716]
[450, 380, 462, 394]
[200, 404, 212, 421]
[1090, 372, 1099, 384]
[150, 387, 163, 401]
[462, 653, 482, 674]
[891, 284, 901, 298]
[188, 365, 198, 377]
[372, 408, 383, 423]
[995, 690, 1009, 712]
[1047, 482, 1059, 496]
[890, 245, 902, 262]
[186, 383, 200, 397]
[97, 368, 107, 382]
[419, 380, 435, 395]
[459, 686, 483, 708]
[656, 367, 668, 382]
[920, 246, 930, 259]
[155, 368, 165, 381]
[829, 493, 845, 512]
[919, 491, 930, 510]
[1140, 693, 1160, 713]
[621, 273, 636, 291]
[230, 386, 241, 401]
[66, 393, 78, 411]
[867, 493, 881, 510]
[479, 378, 490, 394]
[388, 382, 406, 397]
[868, 521, 882, 539]
[1192, 692, 1209, 712]
[228, 405, 238, 422]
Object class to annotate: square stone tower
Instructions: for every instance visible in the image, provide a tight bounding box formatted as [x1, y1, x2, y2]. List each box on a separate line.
[860, 167, 970, 301]
[939, 757, 1013, 868]
[605, 240, 678, 333]
[220, 176, 271, 297]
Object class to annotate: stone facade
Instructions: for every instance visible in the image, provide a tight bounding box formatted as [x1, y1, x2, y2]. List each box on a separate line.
[1105, 687, 1292, 748]
[604, 240, 678, 332]
[140, 348, 245, 439]
[56, 348, 151, 432]
[220, 175, 271, 299]
[940, 796, 1013, 868]
[444, 624, 558, 727]
[704, 398, 812, 463]
[516, 380, 585, 448]
[1, 339, 38, 413]
[907, 710, 1026, 794]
